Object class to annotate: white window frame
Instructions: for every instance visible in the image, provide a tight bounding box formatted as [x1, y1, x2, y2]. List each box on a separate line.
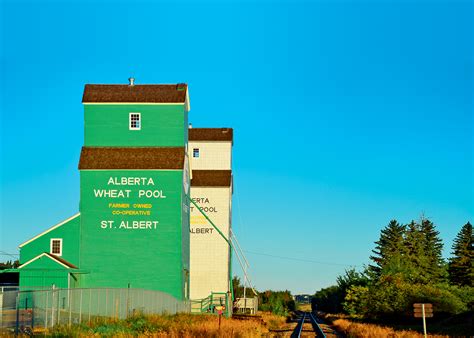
[129, 112, 141, 130]
[50, 238, 63, 256]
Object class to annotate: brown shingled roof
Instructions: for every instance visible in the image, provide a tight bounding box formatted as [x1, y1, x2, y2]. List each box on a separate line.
[79, 147, 185, 170]
[45, 253, 78, 269]
[82, 84, 188, 103]
[191, 170, 232, 187]
[188, 128, 233, 142]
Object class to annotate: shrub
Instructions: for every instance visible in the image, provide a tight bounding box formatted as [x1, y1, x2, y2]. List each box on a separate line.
[343, 285, 369, 316]
[258, 290, 295, 316]
[410, 284, 467, 315]
[343, 275, 470, 319]
[312, 285, 344, 313]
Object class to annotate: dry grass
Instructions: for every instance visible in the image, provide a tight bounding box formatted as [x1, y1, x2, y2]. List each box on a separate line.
[149, 315, 265, 337]
[260, 311, 288, 330]
[41, 312, 273, 337]
[297, 303, 312, 312]
[1, 312, 290, 337]
[329, 317, 449, 338]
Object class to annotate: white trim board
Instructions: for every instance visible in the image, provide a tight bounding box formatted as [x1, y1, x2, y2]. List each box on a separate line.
[19, 253, 71, 270]
[185, 88, 191, 112]
[18, 213, 80, 248]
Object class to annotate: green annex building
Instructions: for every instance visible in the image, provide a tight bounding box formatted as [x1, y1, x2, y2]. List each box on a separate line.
[17, 82, 191, 300]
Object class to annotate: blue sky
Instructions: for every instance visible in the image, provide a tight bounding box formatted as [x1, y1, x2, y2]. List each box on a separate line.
[0, 0, 472, 294]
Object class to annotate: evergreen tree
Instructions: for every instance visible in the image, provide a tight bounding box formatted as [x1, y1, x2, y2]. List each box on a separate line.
[448, 222, 473, 286]
[404, 218, 446, 283]
[419, 218, 446, 282]
[337, 268, 369, 292]
[369, 220, 407, 277]
[404, 220, 428, 283]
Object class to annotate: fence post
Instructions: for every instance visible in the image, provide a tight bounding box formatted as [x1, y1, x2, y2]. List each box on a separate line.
[115, 297, 119, 319]
[105, 289, 108, 317]
[24, 296, 28, 330]
[97, 289, 100, 318]
[51, 285, 56, 328]
[45, 290, 49, 328]
[79, 289, 83, 324]
[88, 289, 92, 324]
[57, 289, 61, 325]
[68, 289, 72, 327]
[15, 292, 19, 335]
[127, 284, 130, 318]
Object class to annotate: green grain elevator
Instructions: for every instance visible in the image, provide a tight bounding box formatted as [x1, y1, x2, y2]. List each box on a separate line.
[18, 81, 191, 300]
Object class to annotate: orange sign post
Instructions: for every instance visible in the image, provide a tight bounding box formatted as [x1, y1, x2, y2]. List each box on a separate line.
[215, 306, 225, 330]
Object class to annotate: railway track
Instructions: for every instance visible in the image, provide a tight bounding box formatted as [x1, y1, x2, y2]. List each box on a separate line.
[290, 311, 340, 338]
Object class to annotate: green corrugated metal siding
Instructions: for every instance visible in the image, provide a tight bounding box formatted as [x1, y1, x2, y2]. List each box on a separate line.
[20, 270, 69, 289]
[70, 273, 80, 288]
[79, 170, 188, 300]
[19, 215, 80, 266]
[84, 104, 187, 147]
[19, 256, 70, 289]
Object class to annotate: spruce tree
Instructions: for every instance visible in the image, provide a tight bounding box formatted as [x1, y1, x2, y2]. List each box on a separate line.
[403, 218, 446, 283]
[369, 220, 407, 277]
[419, 218, 446, 282]
[448, 222, 473, 287]
[404, 220, 427, 282]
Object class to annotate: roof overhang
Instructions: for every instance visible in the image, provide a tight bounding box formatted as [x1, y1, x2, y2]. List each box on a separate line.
[79, 147, 186, 170]
[19, 253, 78, 270]
[191, 170, 232, 187]
[188, 128, 233, 142]
[81, 84, 190, 112]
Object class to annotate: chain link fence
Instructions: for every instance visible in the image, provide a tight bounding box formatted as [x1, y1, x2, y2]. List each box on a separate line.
[0, 287, 190, 334]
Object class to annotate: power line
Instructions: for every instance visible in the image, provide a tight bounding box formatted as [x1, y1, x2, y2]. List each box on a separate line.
[0, 251, 19, 259]
[243, 250, 362, 267]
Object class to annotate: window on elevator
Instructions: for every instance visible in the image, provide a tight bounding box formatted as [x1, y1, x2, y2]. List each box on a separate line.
[50, 238, 63, 256]
[129, 113, 141, 130]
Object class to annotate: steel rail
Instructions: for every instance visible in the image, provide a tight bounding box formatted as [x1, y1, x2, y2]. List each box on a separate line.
[290, 312, 306, 338]
[309, 312, 327, 338]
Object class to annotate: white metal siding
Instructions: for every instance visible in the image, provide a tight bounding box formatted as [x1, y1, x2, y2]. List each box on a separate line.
[188, 141, 232, 170]
[189, 187, 232, 300]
